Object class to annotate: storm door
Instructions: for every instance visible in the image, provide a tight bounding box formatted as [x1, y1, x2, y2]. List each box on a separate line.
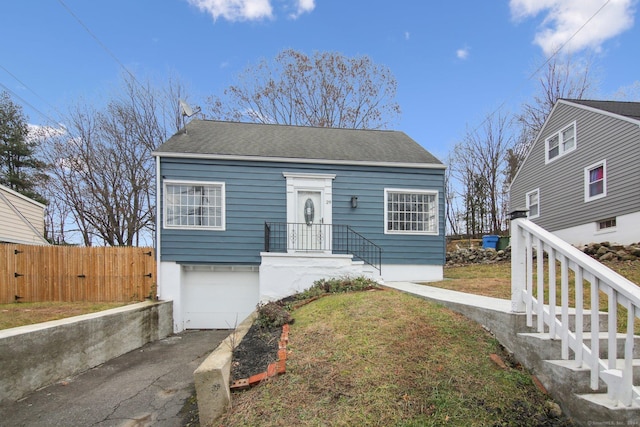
[295, 190, 324, 251]
[283, 172, 335, 253]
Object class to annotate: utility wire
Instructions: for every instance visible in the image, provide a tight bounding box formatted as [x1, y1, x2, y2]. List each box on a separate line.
[0, 64, 64, 123]
[56, 0, 155, 105]
[56, 0, 141, 88]
[0, 81, 60, 127]
[471, 0, 611, 134]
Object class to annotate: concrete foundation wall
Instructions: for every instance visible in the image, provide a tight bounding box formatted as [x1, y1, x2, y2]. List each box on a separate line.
[259, 252, 367, 301]
[0, 301, 173, 403]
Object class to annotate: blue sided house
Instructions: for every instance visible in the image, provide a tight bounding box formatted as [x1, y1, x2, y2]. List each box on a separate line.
[153, 120, 445, 331]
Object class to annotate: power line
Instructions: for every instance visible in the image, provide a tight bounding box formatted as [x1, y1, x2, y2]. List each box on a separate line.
[0, 64, 64, 122]
[0, 81, 60, 127]
[471, 0, 611, 134]
[56, 0, 152, 101]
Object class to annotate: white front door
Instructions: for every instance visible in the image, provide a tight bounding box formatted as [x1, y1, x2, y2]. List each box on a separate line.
[283, 173, 335, 253]
[295, 190, 324, 250]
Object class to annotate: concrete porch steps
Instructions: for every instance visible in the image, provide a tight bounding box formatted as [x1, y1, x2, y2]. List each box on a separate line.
[517, 332, 640, 360]
[516, 330, 640, 421]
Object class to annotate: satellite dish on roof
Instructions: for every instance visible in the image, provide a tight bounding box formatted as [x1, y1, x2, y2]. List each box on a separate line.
[179, 99, 201, 131]
[179, 99, 201, 118]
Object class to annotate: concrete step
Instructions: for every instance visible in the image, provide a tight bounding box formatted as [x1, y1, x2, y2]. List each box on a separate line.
[543, 359, 640, 394]
[517, 332, 640, 361]
[575, 393, 640, 423]
[526, 310, 610, 333]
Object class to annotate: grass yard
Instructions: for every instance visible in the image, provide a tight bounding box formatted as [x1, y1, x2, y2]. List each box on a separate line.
[0, 301, 132, 330]
[220, 289, 569, 426]
[439, 260, 640, 299]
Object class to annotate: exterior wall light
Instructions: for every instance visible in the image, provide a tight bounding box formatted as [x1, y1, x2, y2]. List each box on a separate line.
[351, 196, 358, 208]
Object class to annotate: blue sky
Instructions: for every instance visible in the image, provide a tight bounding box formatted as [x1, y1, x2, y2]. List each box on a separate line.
[1, 0, 638, 161]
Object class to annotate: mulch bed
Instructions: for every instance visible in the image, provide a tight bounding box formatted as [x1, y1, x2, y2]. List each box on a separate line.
[230, 323, 282, 382]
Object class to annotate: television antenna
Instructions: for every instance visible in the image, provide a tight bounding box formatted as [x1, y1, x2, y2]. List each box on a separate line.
[179, 99, 201, 130]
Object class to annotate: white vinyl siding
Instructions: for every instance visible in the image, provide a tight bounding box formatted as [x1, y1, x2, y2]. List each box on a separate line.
[0, 185, 48, 245]
[164, 180, 225, 230]
[384, 188, 438, 235]
[585, 160, 606, 202]
[546, 122, 577, 163]
[526, 189, 540, 219]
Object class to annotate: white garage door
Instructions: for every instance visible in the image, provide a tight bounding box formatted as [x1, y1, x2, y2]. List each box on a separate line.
[183, 267, 259, 329]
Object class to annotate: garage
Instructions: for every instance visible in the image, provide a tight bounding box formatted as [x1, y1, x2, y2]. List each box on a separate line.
[182, 266, 259, 330]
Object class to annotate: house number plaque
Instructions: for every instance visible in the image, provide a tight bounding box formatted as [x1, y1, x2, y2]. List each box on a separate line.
[304, 198, 314, 226]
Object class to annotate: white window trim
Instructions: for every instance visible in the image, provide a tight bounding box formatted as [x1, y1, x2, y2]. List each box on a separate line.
[545, 121, 577, 164]
[525, 188, 540, 219]
[163, 180, 226, 231]
[384, 188, 439, 235]
[584, 160, 607, 202]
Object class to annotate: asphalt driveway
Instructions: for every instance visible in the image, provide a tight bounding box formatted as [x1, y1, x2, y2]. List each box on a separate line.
[0, 329, 229, 427]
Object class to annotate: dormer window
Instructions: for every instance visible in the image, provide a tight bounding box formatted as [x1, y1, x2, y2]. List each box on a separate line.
[546, 122, 576, 163]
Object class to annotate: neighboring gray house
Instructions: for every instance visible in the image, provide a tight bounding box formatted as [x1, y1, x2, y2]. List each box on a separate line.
[153, 120, 445, 331]
[0, 183, 48, 245]
[510, 99, 640, 246]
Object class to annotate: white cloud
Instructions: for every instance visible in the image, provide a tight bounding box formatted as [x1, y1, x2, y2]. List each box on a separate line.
[27, 123, 67, 143]
[510, 0, 636, 56]
[289, 0, 315, 19]
[186, 0, 273, 22]
[186, 0, 315, 21]
[456, 46, 470, 60]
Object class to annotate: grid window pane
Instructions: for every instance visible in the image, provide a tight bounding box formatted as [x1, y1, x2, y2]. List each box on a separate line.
[386, 191, 436, 233]
[597, 218, 616, 230]
[166, 183, 223, 228]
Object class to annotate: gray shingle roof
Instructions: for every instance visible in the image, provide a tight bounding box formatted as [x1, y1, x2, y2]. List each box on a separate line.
[153, 120, 443, 167]
[565, 99, 640, 121]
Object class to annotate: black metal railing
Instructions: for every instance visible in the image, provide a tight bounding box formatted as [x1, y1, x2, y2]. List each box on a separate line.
[264, 222, 381, 273]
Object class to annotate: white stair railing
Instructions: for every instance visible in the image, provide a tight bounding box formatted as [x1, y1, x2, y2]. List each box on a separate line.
[510, 211, 640, 407]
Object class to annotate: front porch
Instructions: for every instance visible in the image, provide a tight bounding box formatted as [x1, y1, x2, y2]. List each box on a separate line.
[260, 222, 383, 301]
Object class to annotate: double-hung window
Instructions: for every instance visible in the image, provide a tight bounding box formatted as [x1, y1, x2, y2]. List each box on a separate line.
[384, 189, 438, 235]
[546, 122, 576, 163]
[585, 160, 606, 202]
[164, 181, 225, 230]
[526, 189, 540, 219]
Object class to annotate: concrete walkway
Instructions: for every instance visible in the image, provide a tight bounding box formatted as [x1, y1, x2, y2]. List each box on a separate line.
[384, 281, 512, 312]
[0, 329, 229, 427]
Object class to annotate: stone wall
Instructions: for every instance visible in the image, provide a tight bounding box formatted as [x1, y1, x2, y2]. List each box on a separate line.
[446, 241, 640, 266]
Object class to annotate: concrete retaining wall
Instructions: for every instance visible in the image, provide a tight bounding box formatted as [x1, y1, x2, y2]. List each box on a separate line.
[0, 300, 173, 403]
[194, 311, 257, 427]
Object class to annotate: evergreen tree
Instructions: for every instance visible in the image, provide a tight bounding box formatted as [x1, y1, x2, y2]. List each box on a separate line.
[0, 91, 47, 203]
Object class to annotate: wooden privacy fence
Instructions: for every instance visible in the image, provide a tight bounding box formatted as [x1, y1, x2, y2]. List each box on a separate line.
[0, 244, 156, 304]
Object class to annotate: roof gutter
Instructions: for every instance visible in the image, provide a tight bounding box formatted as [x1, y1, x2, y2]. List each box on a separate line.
[151, 151, 447, 170]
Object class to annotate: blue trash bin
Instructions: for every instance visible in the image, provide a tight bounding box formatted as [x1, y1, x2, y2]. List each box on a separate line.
[482, 235, 499, 249]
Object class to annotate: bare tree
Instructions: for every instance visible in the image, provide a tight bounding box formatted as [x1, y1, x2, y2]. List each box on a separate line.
[450, 113, 514, 236]
[44, 74, 185, 246]
[207, 49, 401, 129]
[444, 154, 462, 236]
